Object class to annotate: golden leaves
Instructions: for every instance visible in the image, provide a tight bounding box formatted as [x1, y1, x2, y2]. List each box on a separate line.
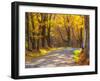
[72, 15, 85, 29]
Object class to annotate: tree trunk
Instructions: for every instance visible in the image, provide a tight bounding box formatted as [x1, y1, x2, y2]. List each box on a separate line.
[41, 14, 47, 48]
[47, 14, 52, 47]
[64, 16, 71, 47]
[80, 28, 83, 48]
[25, 13, 32, 51]
[30, 13, 36, 50]
[36, 35, 40, 51]
[25, 13, 29, 50]
[41, 25, 46, 47]
[57, 27, 65, 42]
[84, 16, 89, 57]
[47, 26, 51, 47]
[67, 26, 70, 46]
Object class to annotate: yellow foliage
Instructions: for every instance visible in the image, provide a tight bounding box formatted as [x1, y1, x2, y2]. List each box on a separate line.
[39, 49, 48, 55]
[73, 56, 79, 63]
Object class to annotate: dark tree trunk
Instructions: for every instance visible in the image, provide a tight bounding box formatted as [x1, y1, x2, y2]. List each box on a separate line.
[80, 28, 83, 48]
[47, 14, 52, 47]
[36, 36, 40, 51]
[35, 14, 43, 51]
[41, 14, 48, 48]
[71, 27, 76, 47]
[47, 26, 51, 47]
[25, 13, 29, 50]
[41, 25, 46, 47]
[25, 13, 32, 51]
[30, 13, 36, 49]
[67, 26, 70, 46]
[84, 16, 89, 57]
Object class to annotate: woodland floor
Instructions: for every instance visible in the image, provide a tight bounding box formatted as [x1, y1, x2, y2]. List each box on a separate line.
[25, 47, 83, 68]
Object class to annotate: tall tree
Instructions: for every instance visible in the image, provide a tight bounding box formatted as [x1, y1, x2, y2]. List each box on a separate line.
[47, 14, 52, 47]
[41, 14, 48, 48]
[35, 13, 42, 51]
[84, 16, 89, 57]
[64, 15, 71, 47]
[25, 13, 32, 51]
[30, 13, 36, 50]
[80, 27, 83, 48]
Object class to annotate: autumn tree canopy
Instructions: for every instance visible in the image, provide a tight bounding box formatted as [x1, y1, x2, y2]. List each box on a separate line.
[25, 12, 89, 54]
